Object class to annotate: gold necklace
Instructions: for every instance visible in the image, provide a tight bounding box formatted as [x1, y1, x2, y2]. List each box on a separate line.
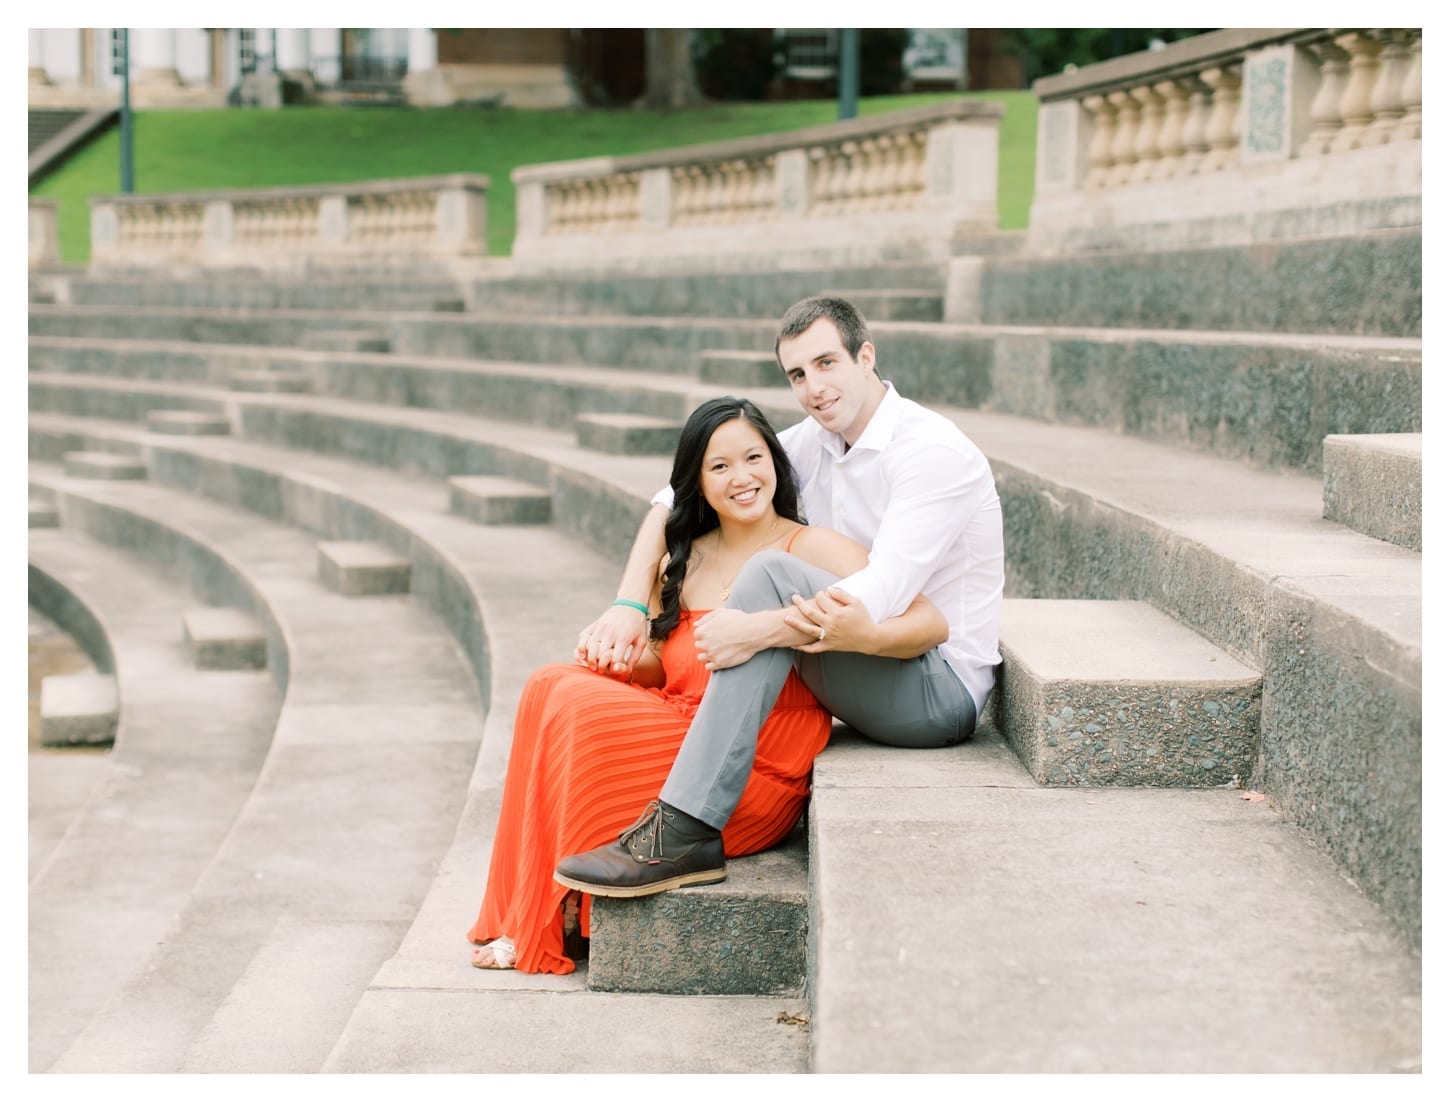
[716, 518, 782, 602]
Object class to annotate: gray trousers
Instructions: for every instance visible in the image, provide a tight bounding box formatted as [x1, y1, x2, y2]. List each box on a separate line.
[659, 550, 976, 830]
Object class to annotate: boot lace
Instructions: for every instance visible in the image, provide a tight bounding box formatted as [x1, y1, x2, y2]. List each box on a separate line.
[619, 800, 668, 862]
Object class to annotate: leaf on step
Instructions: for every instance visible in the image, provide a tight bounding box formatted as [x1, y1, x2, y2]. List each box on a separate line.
[775, 1011, 809, 1027]
[1240, 790, 1266, 802]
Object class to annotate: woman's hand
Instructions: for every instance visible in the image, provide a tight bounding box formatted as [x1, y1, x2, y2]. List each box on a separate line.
[784, 588, 875, 654]
[576, 604, 650, 677]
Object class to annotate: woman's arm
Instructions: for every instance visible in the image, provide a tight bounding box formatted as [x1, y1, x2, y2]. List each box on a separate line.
[622, 554, 670, 689]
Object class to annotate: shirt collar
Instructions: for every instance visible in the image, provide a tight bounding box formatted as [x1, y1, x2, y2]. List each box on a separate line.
[810, 380, 899, 460]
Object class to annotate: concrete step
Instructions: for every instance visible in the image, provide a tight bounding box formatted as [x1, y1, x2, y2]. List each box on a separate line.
[30, 338, 712, 425]
[27, 527, 280, 1071]
[301, 329, 392, 353]
[447, 475, 552, 525]
[182, 606, 268, 670]
[575, 412, 683, 456]
[317, 540, 411, 596]
[807, 727, 1421, 1072]
[31, 311, 1420, 473]
[325, 987, 809, 1073]
[823, 287, 944, 322]
[27, 410, 806, 1045]
[230, 368, 309, 393]
[146, 409, 232, 435]
[27, 364, 1422, 944]
[588, 824, 807, 995]
[63, 450, 145, 480]
[466, 260, 947, 318]
[1322, 432, 1422, 551]
[58, 273, 467, 312]
[996, 599, 1261, 786]
[39, 671, 118, 746]
[698, 349, 787, 389]
[967, 226, 1420, 337]
[30, 498, 59, 527]
[33, 466, 483, 1072]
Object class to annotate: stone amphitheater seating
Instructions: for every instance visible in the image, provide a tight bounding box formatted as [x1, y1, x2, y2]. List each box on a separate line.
[28, 218, 1420, 1071]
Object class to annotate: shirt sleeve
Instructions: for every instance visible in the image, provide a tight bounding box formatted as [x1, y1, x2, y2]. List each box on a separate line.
[830, 439, 991, 622]
[650, 484, 674, 510]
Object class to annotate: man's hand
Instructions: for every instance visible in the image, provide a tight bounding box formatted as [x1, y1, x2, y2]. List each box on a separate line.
[694, 608, 770, 671]
[576, 604, 650, 677]
[784, 588, 877, 655]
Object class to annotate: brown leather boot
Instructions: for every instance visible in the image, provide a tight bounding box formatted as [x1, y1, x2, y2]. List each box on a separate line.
[553, 800, 725, 898]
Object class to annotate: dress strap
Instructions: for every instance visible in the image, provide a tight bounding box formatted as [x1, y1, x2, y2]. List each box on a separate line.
[784, 525, 804, 554]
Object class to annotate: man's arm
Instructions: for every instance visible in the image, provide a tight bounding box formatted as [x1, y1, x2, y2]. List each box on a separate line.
[576, 502, 667, 675]
[831, 439, 991, 623]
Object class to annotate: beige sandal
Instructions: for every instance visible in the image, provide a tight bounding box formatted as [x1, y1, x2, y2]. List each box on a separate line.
[470, 936, 517, 970]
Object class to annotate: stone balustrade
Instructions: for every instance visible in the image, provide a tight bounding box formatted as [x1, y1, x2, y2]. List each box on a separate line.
[30, 198, 60, 268]
[512, 101, 1001, 271]
[87, 174, 488, 269]
[1030, 28, 1422, 249]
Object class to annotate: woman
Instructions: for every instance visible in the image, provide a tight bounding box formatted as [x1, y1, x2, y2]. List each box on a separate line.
[467, 396, 946, 973]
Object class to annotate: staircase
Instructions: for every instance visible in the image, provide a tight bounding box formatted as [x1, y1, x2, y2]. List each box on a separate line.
[27, 217, 1420, 1071]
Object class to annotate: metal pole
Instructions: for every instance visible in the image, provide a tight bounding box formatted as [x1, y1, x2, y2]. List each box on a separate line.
[119, 29, 134, 193]
[838, 28, 859, 119]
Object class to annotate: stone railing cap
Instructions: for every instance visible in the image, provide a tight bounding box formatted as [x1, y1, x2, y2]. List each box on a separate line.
[30, 197, 59, 209]
[1033, 28, 1318, 100]
[88, 172, 491, 207]
[512, 99, 1004, 184]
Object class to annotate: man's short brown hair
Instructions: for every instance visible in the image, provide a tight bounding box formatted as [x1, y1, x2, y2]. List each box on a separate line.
[774, 296, 871, 367]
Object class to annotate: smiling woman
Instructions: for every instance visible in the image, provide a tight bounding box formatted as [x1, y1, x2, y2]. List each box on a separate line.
[466, 396, 840, 973]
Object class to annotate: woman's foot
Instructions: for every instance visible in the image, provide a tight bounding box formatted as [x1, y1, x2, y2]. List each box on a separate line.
[470, 936, 517, 970]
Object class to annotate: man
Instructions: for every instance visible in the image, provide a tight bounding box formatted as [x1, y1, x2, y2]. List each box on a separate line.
[556, 295, 1003, 897]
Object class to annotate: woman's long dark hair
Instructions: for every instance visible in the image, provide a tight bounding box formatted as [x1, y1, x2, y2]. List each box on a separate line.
[651, 397, 804, 642]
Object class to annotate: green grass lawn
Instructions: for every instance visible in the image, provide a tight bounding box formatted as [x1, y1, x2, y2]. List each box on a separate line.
[30, 91, 1036, 264]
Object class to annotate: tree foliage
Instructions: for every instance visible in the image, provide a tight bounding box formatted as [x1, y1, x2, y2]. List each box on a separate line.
[1006, 28, 1215, 84]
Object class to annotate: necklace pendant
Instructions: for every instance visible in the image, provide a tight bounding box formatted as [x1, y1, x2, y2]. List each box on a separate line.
[719, 585, 731, 602]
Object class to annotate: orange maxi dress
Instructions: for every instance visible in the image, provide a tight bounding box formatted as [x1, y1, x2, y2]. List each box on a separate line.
[467, 608, 831, 974]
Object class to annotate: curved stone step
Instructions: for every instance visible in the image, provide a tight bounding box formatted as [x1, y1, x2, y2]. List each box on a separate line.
[27, 410, 823, 1009]
[29, 353, 1423, 943]
[31, 311, 1421, 473]
[27, 527, 281, 1072]
[33, 468, 484, 1073]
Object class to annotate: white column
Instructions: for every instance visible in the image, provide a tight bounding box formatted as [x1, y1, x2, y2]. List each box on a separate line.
[310, 28, 342, 84]
[134, 28, 181, 83]
[30, 28, 51, 84]
[277, 29, 311, 76]
[408, 28, 437, 71]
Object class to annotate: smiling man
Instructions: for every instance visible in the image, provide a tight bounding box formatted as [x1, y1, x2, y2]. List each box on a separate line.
[556, 295, 1004, 898]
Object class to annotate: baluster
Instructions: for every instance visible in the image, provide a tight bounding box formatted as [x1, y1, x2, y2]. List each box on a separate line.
[1152, 79, 1192, 178]
[1105, 89, 1140, 187]
[1329, 32, 1382, 151]
[1364, 29, 1412, 144]
[752, 159, 773, 219]
[1178, 75, 1212, 174]
[1129, 84, 1165, 182]
[1300, 39, 1351, 156]
[1081, 94, 1117, 189]
[1394, 33, 1421, 141]
[1199, 66, 1242, 173]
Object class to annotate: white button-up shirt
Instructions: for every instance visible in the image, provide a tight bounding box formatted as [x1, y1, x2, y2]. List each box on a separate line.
[655, 384, 1004, 712]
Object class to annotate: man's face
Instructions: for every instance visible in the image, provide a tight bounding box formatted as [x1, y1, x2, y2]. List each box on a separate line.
[777, 317, 878, 445]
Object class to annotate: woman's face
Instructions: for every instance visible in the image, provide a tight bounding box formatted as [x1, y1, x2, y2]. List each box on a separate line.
[699, 416, 777, 526]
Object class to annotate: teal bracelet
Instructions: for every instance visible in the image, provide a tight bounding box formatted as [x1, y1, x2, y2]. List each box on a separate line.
[612, 598, 649, 616]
